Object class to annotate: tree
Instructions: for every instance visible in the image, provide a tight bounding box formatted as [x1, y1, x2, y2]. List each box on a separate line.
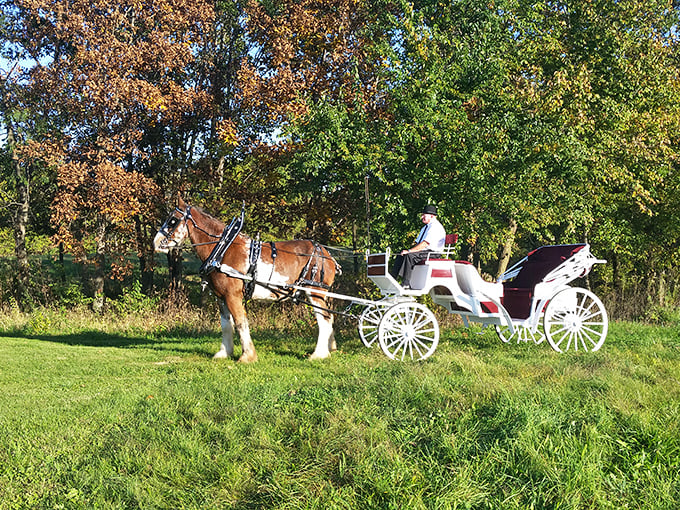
[233, 0, 388, 244]
[6, 0, 216, 309]
[507, 0, 680, 297]
[1, 11, 59, 308]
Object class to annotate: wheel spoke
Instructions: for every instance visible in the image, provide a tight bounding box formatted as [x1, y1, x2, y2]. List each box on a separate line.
[544, 288, 608, 354]
[577, 331, 590, 352]
[409, 341, 421, 360]
[555, 330, 571, 349]
[579, 327, 601, 350]
[579, 306, 601, 322]
[383, 333, 404, 349]
[413, 335, 434, 350]
[378, 302, 439, 361]
[359, 303, 392, 348]
[550, 323, 569, 340]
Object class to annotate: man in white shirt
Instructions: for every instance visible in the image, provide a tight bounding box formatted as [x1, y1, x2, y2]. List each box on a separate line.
[391, 205, 446, 288]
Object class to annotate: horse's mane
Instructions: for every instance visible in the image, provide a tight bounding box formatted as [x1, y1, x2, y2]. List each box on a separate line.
[191, 205, 223, 228]
[192, 205, 251, 240]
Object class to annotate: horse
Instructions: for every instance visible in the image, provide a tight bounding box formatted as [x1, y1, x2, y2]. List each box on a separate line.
[153, 196, 341, 363]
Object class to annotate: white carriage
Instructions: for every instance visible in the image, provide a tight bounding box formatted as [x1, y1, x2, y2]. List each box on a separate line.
[360, 239, 608, 361]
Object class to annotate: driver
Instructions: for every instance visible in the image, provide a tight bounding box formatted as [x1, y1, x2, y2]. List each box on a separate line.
[391, 205, 446, 288]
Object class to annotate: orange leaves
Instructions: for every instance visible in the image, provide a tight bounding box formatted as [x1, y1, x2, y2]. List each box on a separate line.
[239, 0, 375, 128]
[12, 0, 213, 261]
[52, 160, 159, 223]
[93, 162, 154, 223]
[216, 119, 240, 147]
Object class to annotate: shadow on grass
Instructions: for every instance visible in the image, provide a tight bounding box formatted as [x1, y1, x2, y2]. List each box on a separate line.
[0, 327, 216, 358]
[246, 328, 367, 360]
[0, 323, 371, 361]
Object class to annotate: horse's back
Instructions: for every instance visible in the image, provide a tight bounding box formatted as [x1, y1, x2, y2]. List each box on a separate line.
[272, 239, 339, 285]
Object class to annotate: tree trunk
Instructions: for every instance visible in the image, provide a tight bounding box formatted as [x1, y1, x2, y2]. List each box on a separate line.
[7, 121, 31, 308]
[135, 215, 155, 294]
[352, 220, 359, 274]
[92, 217, 107, 313]
[168, 247, 183, 292]
[495, 217, 518, 280]
[59, 242, 66, 283]
[658, 270, 666, 307]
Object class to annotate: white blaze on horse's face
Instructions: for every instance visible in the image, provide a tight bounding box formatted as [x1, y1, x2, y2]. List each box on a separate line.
[153, 211, 189, 253]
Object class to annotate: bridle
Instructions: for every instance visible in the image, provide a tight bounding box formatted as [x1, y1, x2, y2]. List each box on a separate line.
[158, 206, 223, 248]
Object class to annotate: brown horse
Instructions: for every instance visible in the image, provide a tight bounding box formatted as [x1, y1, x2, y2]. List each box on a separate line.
[153, 197, 341, 362]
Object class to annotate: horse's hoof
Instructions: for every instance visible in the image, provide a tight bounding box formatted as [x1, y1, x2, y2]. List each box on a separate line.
[237, 353, 258, 363]
[309, 352, 330, 361]
[213, 350, 231, 359]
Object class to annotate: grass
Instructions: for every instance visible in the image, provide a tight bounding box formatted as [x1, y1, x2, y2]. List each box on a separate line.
[0, 306, 679, 509]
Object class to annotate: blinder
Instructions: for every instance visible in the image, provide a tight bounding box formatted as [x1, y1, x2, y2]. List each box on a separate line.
[159, 206, 192, 239]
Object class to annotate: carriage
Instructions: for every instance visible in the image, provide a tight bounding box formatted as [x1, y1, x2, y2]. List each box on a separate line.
[155, 199, 608, 362]
[359, 239, 608, 361]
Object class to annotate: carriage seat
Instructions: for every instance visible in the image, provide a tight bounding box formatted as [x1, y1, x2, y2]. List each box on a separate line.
[416, 233, 459, 265]
[501, 244, 586, 319]
[410, 258, 456, 289]
[454, 261, 503, 301]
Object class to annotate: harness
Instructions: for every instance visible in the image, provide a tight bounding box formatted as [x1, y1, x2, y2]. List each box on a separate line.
[199, 204, 245, 276]
[295, 242, 331, 290]
[163, 203, 339, 306]
[243, 237, 262, 300]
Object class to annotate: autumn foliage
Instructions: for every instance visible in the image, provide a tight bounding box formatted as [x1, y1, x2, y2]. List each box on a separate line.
[1, 0, 680, 316]
[239, 0, 378, 126]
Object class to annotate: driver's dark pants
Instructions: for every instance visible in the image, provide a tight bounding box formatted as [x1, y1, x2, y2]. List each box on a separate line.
[391, 250, 433, 287]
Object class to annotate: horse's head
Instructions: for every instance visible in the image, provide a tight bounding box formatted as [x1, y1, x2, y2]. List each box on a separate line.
[153, 197, 191, 254]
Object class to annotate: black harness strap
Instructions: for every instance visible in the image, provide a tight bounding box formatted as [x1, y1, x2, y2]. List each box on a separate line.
[199, 204, 245, 276]
[268, 241, 278, 282]
[295, 242, 331, 290]
[244, 237, 262, 300]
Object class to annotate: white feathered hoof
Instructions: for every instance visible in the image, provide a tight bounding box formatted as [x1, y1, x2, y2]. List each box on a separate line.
[309, 351, 331, 361]
[213, 348, 231, 359]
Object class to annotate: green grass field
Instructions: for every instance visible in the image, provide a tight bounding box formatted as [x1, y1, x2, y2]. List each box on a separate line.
[0, 307, 678, 509]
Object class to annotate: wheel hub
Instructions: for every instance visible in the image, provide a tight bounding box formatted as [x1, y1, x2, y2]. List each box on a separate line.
[402, 326, 416, 341]
[564, 312, 582, 331]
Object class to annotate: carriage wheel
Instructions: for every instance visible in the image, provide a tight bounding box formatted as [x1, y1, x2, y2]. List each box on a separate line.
[495, 323, 545, 345]
[378, 303, 439, 361]
[358, 303, 390, 348]
[543, 288, 608, 353]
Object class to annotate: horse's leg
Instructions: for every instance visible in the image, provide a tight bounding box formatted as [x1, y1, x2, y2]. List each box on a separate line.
[329, 317, 337, 352]
[213, 300, 235, 359]
[310, 299, 334, 360]
[227, 295, 258, 363]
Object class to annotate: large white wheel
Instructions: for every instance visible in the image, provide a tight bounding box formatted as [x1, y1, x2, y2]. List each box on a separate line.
[358, 303, 390, 348]
[495, 323, 545, 345]
[378, 302, 439, 361]
[543, 288, 608, 353]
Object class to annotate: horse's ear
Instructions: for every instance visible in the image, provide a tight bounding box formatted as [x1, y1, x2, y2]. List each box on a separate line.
[177, 193, 186, 209]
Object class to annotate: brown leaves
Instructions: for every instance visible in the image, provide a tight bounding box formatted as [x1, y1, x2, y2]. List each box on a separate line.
[11, 0, 212, 259]
[239, 0, 377, 126]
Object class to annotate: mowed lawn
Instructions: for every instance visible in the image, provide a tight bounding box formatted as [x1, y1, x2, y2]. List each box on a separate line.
[0, 308, 678, 509]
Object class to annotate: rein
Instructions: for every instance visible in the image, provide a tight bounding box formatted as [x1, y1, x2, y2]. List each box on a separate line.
[163, 204, 349, 263]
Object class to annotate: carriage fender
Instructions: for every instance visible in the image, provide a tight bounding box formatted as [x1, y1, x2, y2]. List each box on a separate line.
[482, 293, 513, 330]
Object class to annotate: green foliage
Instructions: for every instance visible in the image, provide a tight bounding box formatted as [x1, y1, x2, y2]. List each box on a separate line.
[110, 280, 160, 315]
[54, 282, 94, 309]
[1, 0, 680, 314]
